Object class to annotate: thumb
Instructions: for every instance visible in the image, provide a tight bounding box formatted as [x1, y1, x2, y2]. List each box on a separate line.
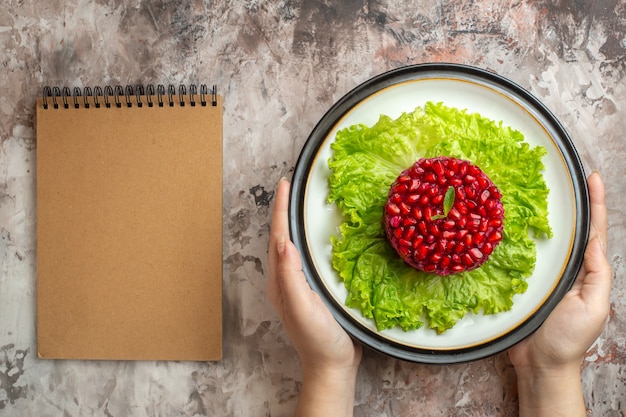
[276, 235, 314, 313]
[580, 235, 612, 315]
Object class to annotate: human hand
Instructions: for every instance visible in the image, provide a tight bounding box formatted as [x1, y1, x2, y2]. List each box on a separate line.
[508, 171, 611, 371]
[268, 178, 361, 416]
[508, 171, 612, 416]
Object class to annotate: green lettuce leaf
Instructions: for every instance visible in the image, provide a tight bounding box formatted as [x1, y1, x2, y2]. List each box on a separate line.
[328, 102, 551, 333]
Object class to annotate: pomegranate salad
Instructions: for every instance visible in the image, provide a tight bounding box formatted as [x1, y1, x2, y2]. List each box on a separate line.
[383, 157, 505, 276]
[327, 102, 552, 334]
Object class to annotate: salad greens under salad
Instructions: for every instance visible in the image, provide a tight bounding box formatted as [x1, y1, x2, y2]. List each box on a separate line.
[327, 102, 552, 334]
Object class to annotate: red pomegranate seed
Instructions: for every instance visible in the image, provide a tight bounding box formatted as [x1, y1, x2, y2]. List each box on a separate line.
[416, 244, 429, 260]
[443, 219, 455, 230]
[442, 230, 456, 240]
[399, 239, 412, 248]
[403, 217, 417, 226]
[478, 189, 490, 204]
[462, 253, 474, 266]
[457, 216, 467, 229]
[489, 230, 502, 242]
[489, 218, 502, 228]
[395, 184, 408, 193]
[448, 207, 461, 220]
[386, 204, 400, 215]
[450, 177, 463, 187]
[389, 216, 401, 228]
[483, 242, 494, 255]
[469, 247, 484, 260]
[406, 194, 420, 204]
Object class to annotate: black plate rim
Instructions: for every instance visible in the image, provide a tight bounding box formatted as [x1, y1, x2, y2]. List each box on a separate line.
[288, 62, 590, 364]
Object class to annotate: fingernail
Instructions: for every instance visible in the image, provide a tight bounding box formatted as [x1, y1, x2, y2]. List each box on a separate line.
[277, 234, 286, 256]
[591, 169, 602, 179]
[590, 232, 606, 255]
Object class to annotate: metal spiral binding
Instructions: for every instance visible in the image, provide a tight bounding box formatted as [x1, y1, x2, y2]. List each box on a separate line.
[41, 84, 218, 109]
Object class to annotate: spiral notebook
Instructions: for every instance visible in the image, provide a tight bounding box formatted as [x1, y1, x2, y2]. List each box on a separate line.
[36, 84, 223, 361]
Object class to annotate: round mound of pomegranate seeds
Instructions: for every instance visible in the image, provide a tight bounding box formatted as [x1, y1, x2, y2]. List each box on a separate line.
[383, 157, 504, 276]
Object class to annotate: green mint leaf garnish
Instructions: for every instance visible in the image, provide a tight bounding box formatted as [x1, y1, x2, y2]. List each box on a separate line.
[443, 186, 455, 215]
[431, 186, 455, 220]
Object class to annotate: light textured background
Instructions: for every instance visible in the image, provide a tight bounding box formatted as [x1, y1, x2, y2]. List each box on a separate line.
[0, 1, 624, 416]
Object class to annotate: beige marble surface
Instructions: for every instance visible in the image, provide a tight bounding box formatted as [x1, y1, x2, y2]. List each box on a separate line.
[1, 0, 625, 415]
